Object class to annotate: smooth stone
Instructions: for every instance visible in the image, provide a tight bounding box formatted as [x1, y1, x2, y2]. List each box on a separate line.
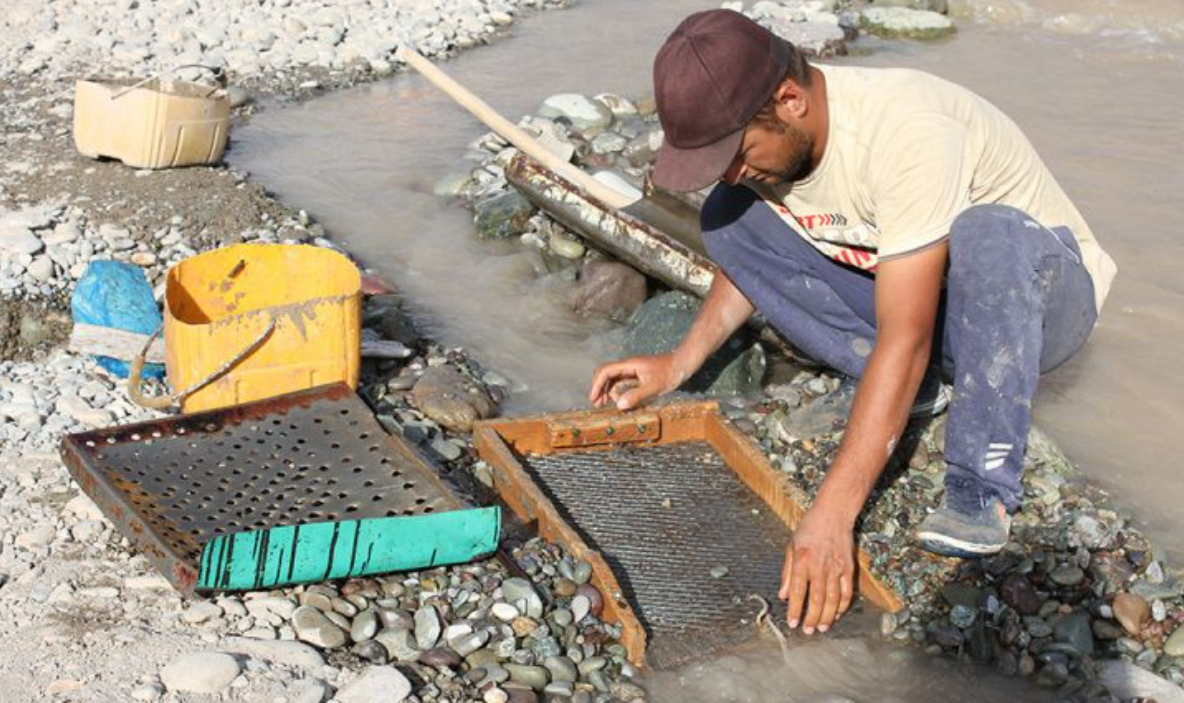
[539, 94, 613, 131]
[421, 647, 462, 668]
[548, 232, 586, 260]
[543, 656, 577, 683]
[351, 609, 379, 642]
[451, 630, 490, 657]
[571, 259, 647, 322]
[1025, 617, 1053, 639]
[575, 585, 604, 617]
[474, 191, 535, 240]
[492, 602, 520, 622]
[571, 595, 591, 623]
[1113, 593, 1150, 636]
[1049, 564, 1085, 587]
[1053, 613, 1095, 656]
[551, 609, 573, 628]
[292, 606, 348, 649]
[182, 601, 224, 624]
[160, 652, 240, 694]
[502, 578, 544, 618]
[481, 663, 511, 684]
[544, 681, 575, 697]
[505, 663, 550, 691]
[1165, 625, 1184, 657]
[287, 679, 329, 703]
[1092, 619, 1125, 640]
[220, 637, 325, 670]
[571, 562, 593, 585]
[484, 688, 510, 703]
[353, 640, 389, 664]
[415, 605, 442, 650]
[1000, 574, 1044, 616]
[375, 628, 420, 662]
[336, 666, 412, 703]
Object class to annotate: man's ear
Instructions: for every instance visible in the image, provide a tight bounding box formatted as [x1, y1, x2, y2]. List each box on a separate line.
[773, 79, 809, 121]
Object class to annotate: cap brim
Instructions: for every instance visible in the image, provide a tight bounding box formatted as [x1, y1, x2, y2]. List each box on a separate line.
[651, 129, 744, 192]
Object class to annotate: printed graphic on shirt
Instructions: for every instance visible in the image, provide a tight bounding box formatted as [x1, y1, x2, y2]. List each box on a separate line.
[764, 201, 881, 272]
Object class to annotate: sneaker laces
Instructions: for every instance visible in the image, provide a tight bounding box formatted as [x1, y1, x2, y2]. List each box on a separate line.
[945, 474, 990, 516]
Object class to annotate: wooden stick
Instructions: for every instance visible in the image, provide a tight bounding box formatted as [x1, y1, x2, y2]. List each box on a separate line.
[397, 47, 635, 210]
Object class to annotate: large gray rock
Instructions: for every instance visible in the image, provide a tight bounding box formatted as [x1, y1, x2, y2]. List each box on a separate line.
[160, 652, 240, 694]
[474, 191, 535, 240]
[572, 259, 648, 322]
[411, 366, 496, 433]
[622, 291, 765, 397]
[859, 7, 955, 39]
[1098, 660, 1184, 703]
[336, 666, 412, 703]
[538, 93, 613, 131]
[872, 0, 948, 14]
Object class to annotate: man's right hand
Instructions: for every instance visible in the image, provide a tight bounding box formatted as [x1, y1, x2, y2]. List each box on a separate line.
[588, 353, 685, 411]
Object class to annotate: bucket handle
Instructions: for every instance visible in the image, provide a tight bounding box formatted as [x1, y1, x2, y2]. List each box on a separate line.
[128, 319, 277, 410]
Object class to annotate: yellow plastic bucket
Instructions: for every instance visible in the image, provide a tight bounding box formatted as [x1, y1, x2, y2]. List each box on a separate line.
[163, 244, 361, 412]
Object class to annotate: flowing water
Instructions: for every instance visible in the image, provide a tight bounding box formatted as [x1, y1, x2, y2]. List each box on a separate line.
[231, 0, 1184, 697]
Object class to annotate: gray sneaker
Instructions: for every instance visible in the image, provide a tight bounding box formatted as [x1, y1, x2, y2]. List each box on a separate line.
[916, 492, 1012, 558]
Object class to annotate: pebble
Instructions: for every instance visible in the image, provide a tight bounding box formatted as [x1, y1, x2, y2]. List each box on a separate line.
[414, 605, 442, 650]
[1165, 625, 1184, 657]
[1049, 564, 1085, 587]
[182, 601, 224, 624]
[571, 594, 591, 623]
[159, 652, 240, 694]
[292, 605, 347, 649]
[1113, 593, 1150, 636]
[351, 608, 379, 642]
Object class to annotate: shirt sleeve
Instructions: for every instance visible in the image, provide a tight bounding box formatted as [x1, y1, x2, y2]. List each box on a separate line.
[869, 113, 974, 259]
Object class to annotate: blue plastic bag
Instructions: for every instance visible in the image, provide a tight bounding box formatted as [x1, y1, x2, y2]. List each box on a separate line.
[71, 260, 166, 379]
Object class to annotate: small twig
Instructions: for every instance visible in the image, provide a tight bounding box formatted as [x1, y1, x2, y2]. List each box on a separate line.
[748, 594, 792, 665]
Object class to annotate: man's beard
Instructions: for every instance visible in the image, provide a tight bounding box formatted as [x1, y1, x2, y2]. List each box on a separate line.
[767, 125, 815, 185]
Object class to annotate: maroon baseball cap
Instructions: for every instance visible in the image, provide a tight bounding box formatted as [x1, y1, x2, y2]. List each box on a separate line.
[652, 10, 791, 192]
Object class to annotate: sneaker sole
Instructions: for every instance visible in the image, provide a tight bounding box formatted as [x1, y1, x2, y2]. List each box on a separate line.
[916, 530, 1006, 558]
[909, 383, 953, 419]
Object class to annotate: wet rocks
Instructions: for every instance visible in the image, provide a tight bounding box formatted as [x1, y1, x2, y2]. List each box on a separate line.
[1165, 625, 1184, 657]
[411, 365, 497, 433]
[859, 7, 956, 39]
[159, 652, 241, 694]
[475, 191, 537, 240]
[571, 259, 647, 321]
[623, 291, 765, 397]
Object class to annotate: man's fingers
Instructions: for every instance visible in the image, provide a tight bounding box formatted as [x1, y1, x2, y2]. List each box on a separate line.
[838, 569, 854, 617]
[801, 569, 826, 635]
[786, 557, 809, 629]
[589, 363, 635, 405]
[779, 546, 794, 601]
[818, 571, 842, 632]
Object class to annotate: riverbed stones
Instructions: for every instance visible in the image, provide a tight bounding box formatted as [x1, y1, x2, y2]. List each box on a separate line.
[623, 291, 765, 397]
[293, 605, 348, 649]
[572, 259, 647, 322]
[1113, 593, 1151, 636]
[539, 94, 612, 131]
[336, 666, 412, 703]
[859, 7, 955, 39]
[502, 578, 544, 618]
[1165, 625, 1184, 657]
[411, 365, 496, 433]
[474, 191, 536, 240]
[414, 604, 442, 649]
[159, 652, 240, 694]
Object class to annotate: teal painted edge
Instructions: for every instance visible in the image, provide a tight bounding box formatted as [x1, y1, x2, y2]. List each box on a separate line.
[196, 506, 501, 591]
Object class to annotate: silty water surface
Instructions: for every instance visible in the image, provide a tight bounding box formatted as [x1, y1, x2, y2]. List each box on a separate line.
[231, 0, 1184, 697]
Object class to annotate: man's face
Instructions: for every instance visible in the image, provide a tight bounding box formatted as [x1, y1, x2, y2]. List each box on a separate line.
[721, 118, 814, 187]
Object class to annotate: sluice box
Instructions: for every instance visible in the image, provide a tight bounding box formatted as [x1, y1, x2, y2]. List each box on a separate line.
[475, 401, 903, 669]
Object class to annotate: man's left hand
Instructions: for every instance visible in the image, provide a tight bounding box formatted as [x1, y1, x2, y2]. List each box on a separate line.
[779, 506, 856, 634]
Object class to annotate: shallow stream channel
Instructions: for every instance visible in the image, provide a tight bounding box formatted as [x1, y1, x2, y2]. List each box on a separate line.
[230, 0, 1184, 699]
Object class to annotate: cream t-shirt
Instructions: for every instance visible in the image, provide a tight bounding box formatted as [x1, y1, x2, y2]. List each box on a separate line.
[752, 64, 1116, 312]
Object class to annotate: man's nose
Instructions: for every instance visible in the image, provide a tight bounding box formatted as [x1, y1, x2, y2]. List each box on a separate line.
[721, 156, 746, 185]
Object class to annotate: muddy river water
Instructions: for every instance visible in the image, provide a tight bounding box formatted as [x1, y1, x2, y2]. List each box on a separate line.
[232, 0, 1184, 698]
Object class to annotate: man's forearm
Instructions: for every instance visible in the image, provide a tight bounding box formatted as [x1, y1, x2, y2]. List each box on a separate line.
[671, 271, 754, 383]
[811, 337, 931, 526]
